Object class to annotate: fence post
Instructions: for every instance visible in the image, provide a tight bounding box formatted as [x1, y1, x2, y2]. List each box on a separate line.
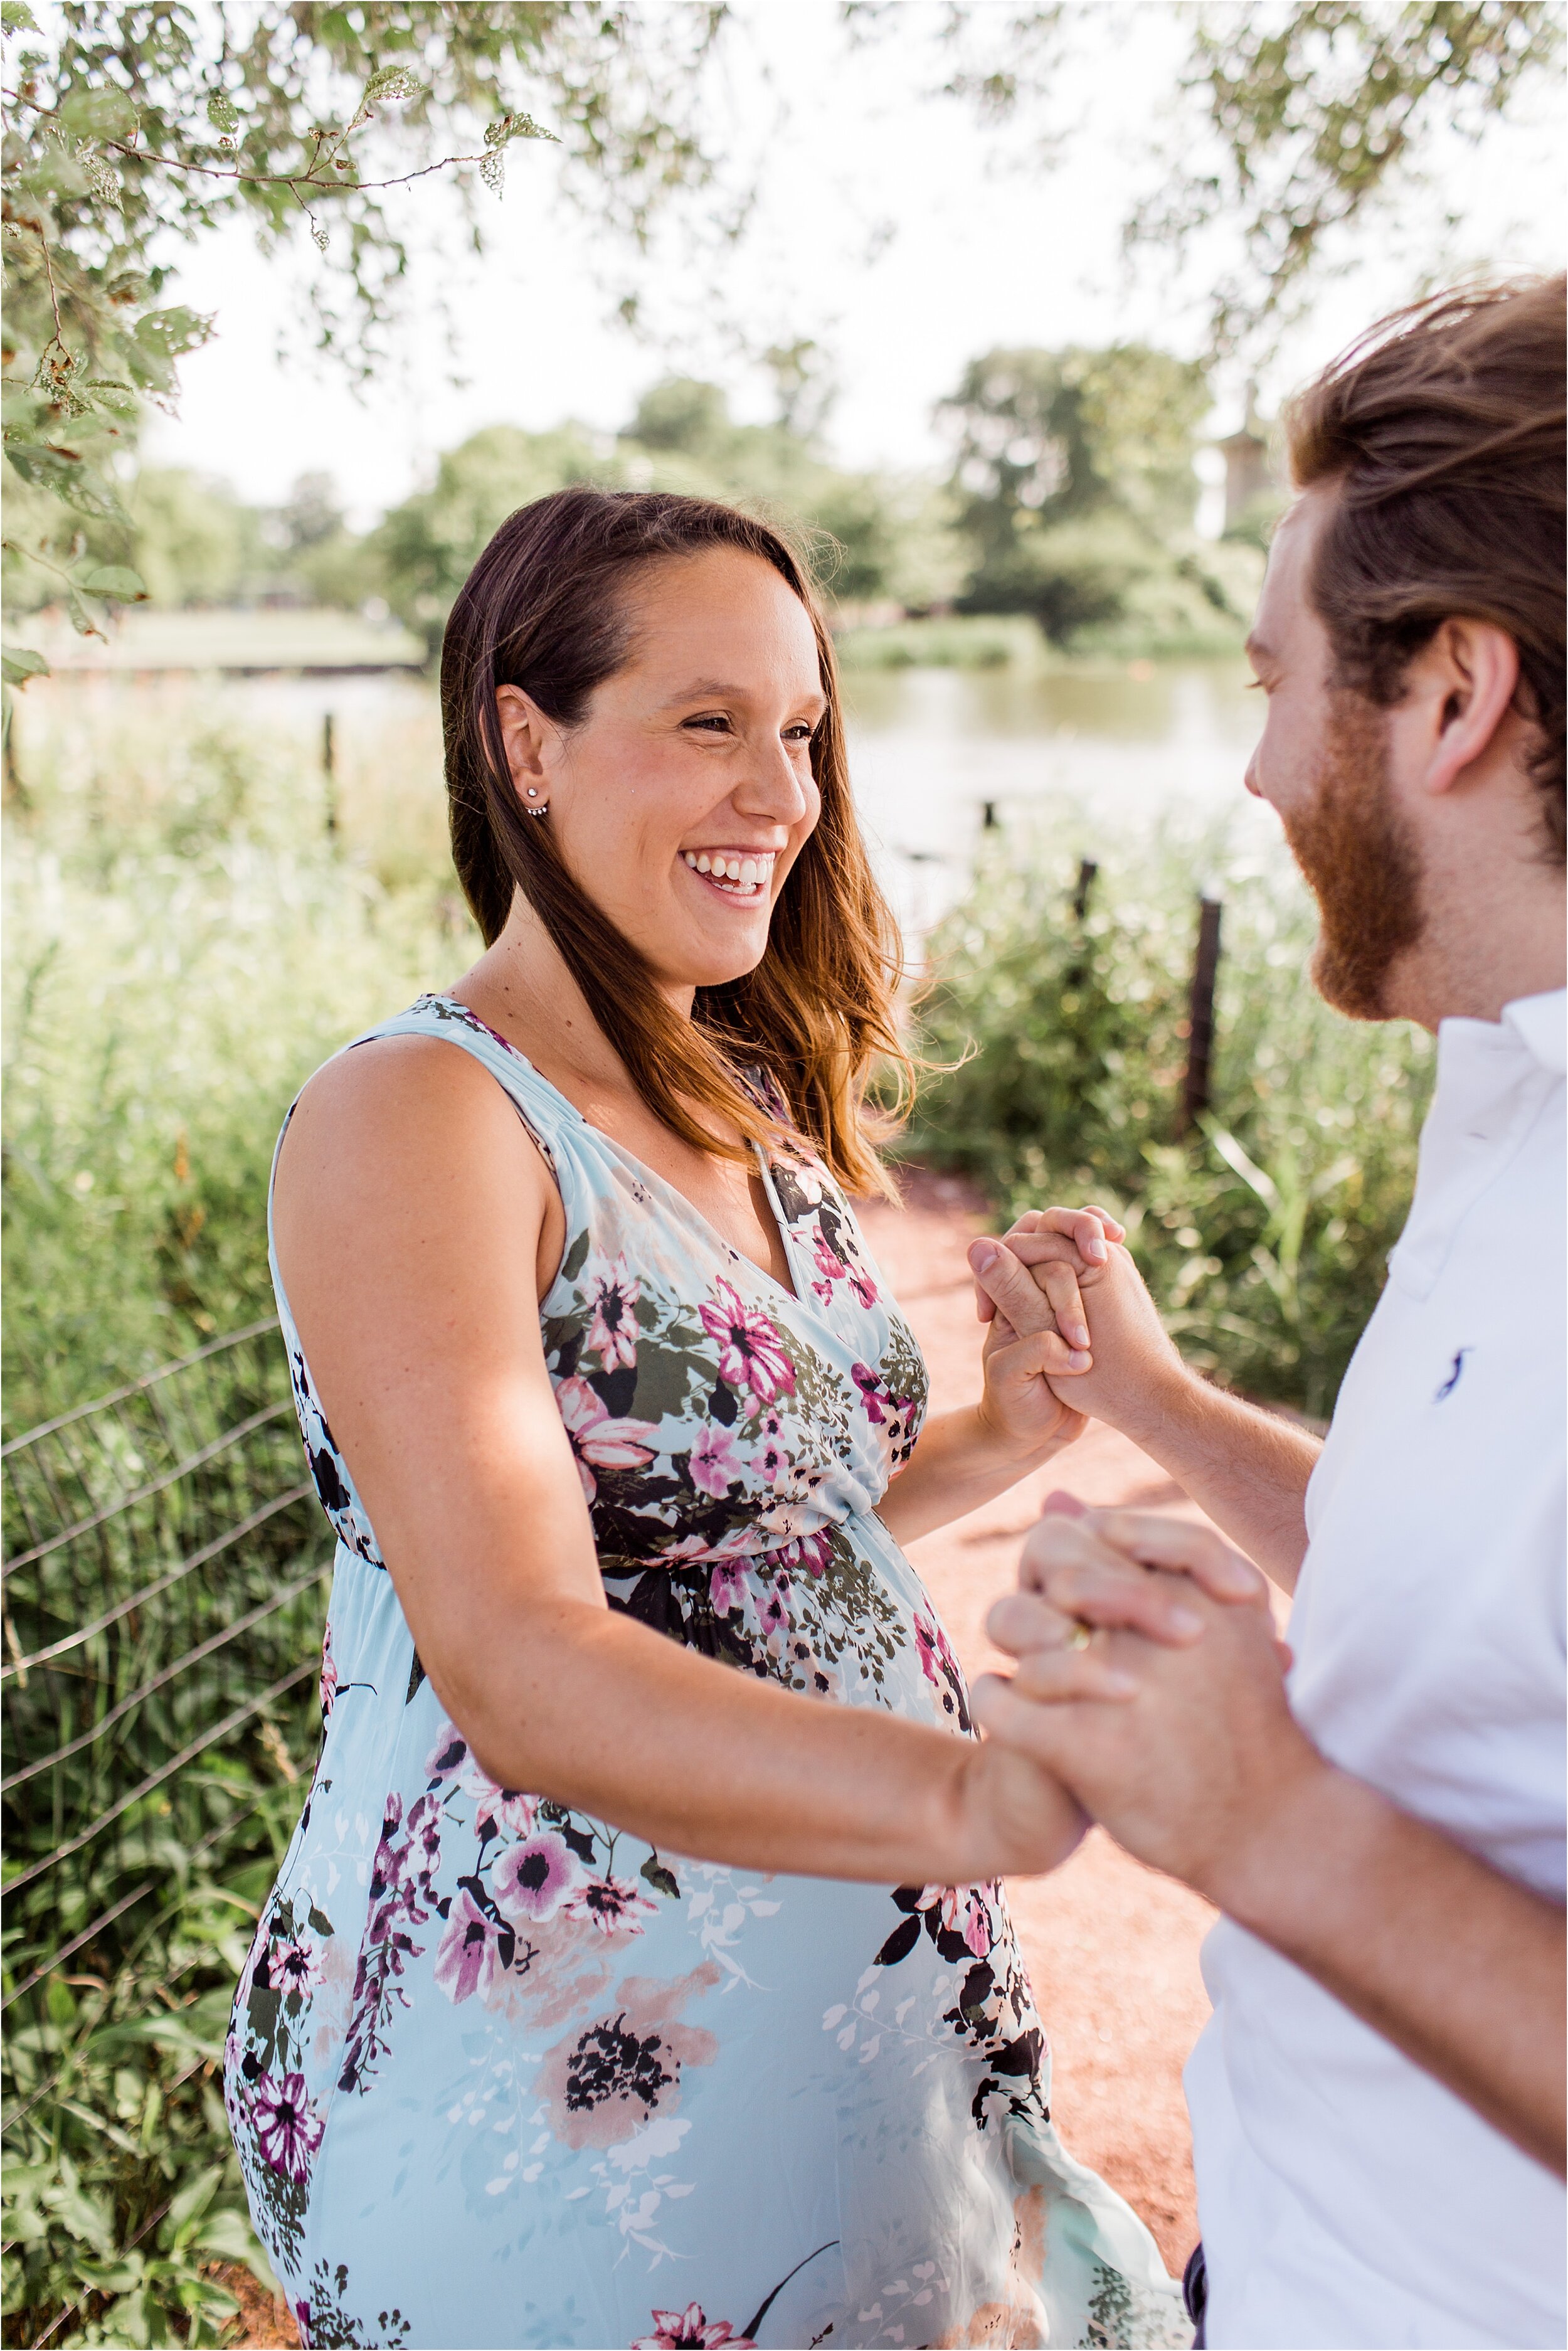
[1179, 895, 1222, 1135]
[322, 711, 337, 839]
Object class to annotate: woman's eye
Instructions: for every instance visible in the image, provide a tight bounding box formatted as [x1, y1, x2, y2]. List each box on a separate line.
[683, 714, 733, 734]
[783, 722, 815, 742]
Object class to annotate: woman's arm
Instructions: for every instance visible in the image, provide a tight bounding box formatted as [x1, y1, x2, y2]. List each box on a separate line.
[273, 1039, 1083, 1887]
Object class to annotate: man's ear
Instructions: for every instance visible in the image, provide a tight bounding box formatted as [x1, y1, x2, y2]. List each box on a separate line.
[1414, 618, 1522, 800]
[495, 685, 558, 802]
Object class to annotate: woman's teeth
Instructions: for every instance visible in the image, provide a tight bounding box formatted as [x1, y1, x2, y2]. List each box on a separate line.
[681, 850, 775, 898]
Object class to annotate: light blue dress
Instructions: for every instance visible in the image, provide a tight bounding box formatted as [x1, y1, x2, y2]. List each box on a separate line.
[225, 997, 1182, 2350]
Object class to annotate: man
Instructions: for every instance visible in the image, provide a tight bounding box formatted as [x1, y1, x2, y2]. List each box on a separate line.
[968, 277, 1565, 2349]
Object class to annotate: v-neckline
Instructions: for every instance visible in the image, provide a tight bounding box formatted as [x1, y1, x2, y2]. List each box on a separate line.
[425, 995, 806, 1309]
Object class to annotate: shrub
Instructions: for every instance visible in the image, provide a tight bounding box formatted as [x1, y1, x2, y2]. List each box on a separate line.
[906, 818, 1433, 1418]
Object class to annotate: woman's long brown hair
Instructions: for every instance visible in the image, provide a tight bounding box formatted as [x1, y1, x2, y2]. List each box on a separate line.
[441, 486, 911, 1198]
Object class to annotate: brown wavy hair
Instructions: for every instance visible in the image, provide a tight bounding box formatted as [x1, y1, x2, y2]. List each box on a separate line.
[441, 485, 910, 1198]
[1285, 274, 1565, 860]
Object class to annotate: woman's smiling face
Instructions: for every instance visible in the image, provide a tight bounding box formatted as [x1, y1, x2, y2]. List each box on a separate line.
[495, 546, 826, 1001]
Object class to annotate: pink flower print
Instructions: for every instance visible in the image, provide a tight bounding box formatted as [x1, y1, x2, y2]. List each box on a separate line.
[913, 1603, 972, 1732]
[810, 1228, 848, 1303]
[940, 1882, 995, 1960]
[433, 1886, 516, 2005]
[538, 1961, 720, 2150]
[555, 1376, 659, 1504]
[698, 1280, 795, 1404]
[585, 1257, 640, 1372]
[759, 1570, 792, 1639]
[251, 2070, 325, 2182]
[689, 1421, 744, 1499]
[781, 1526, 832, 1580]
[564, 1872, 660, 1938]
[493, 1830, 580, 1924]
[267, 1934, 324, 1998]
[709, 1558, 748, 1615]
[756, 1427, 793, 1486]
[319, 1621, 338, 1722]
[847, 1255, 878, 1311]
[851, 1361, 887, 1423]
[633, 2307, 755, 2349]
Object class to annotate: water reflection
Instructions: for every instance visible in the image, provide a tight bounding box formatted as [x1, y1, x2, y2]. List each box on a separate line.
[841, 660, 1272, 937]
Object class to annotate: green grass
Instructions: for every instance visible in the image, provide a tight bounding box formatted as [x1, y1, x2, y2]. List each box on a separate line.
[3, 684, 468, 2347]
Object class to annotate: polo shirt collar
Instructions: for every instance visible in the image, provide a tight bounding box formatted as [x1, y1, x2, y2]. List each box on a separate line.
[1502, 988, 1567, 1077]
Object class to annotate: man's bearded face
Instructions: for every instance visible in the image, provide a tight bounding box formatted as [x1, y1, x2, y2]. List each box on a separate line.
[1280, 687, 1426, 1021]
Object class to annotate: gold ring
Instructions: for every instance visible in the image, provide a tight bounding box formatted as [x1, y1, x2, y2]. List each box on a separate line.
[1066, 1621, 1093, 1652]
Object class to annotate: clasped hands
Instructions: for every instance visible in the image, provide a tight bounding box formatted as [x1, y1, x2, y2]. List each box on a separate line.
[965, 1212, 1323, 1903]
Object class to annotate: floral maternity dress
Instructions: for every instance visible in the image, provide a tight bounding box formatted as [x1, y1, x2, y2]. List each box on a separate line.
[226, 996, 1182, 2351]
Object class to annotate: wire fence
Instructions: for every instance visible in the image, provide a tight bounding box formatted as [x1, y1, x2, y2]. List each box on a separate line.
[1, 1320, 331, 2138]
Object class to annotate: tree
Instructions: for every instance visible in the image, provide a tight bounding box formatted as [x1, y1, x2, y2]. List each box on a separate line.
[850, 1, 1562, 358]
[938, 342, 1239, 644]
[1, 1, 729, 678]
[1135, 1, 1565, 356]
[369, 420, 614, 652]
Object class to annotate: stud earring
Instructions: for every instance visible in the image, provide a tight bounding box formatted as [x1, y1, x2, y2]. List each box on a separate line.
[524, 787, 548, 819]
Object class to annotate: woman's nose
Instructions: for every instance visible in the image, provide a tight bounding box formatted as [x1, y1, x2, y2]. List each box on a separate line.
[736, 736, 813, 820]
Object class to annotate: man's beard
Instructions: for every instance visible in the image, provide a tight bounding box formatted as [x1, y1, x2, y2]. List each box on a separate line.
[1280, 690, 1426, 1021]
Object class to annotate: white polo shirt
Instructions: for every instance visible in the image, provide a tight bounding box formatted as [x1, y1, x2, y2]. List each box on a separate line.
[1185, 989, 1567, 2350]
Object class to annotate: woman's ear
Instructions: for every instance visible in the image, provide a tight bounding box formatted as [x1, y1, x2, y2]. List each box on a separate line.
[495, 686, 558, 807]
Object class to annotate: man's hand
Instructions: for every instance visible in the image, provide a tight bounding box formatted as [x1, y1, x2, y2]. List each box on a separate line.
[976, 1509, 1567, 2174]
[969, 1218, 1192, 1446]
[974, 1507, 1316, 1901]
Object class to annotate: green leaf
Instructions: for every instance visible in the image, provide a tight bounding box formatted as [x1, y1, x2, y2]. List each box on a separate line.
[4, 439, 130, 524]
[2, 644, 49, 684]
[84, 379, 140, 418]
[162, 2162, 221, 2244]
[1, 0, 39, 29]
[65, 585, 106, 639]
[205, 91, 240, 134]
[191, 2208, 260, 2263]
[82, 563, 147, 600]
[364, 65, 421, 102]
[640, 1855, 681, 1899]
[45, 2180, 116, 2257]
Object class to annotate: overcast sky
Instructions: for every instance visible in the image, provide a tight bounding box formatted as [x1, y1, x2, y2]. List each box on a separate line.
[144, 1, 1566, 524]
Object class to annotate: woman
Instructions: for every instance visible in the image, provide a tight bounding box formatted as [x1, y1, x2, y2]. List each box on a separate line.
[225, 488, 1184, 2350]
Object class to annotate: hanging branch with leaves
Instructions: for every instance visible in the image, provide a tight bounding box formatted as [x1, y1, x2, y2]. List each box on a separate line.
[1, 1, 729, 684]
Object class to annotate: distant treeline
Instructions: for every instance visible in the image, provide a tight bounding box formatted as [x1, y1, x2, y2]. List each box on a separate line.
[9, 344, 1278, 662]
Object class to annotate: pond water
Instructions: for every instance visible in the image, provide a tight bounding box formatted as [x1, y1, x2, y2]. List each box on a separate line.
[37, 657, 1274, 942]
[840, 659, 1272, 933]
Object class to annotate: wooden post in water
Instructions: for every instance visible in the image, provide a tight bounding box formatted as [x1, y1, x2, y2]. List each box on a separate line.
[322, 711, 337, 839]
[1179, 896, 1223, 1135]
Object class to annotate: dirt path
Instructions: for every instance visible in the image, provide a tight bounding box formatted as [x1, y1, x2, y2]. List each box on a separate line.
[858, 1173, 1216, 2276]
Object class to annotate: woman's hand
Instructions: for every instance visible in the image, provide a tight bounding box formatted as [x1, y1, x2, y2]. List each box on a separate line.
[877, 1218, 1105, 1548]
[971, 1211, 1192, 1447]
[970, 1204, 1126, 1352]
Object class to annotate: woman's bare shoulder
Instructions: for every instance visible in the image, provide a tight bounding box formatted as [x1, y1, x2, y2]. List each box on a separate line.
[277, 1031, 554, 1229]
